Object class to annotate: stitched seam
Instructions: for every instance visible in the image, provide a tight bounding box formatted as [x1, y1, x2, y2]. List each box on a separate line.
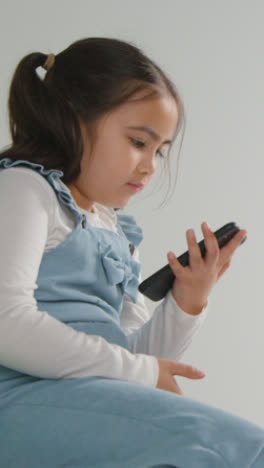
[250, 442, 264, 466]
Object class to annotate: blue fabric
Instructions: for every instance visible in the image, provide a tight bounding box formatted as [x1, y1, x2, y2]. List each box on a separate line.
[0, 157, 264, 468]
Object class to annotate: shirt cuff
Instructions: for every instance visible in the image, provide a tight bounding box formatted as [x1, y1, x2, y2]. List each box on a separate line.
[165, 289, 209, 324]
[127, 353, 159, 388]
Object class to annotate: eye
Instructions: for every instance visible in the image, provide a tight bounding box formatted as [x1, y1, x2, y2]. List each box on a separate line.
[130, 138, 165, 158]
[130, 138, 145, 149]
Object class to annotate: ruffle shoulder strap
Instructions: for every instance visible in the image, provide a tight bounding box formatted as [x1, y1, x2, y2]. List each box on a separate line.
[0, 158, 81, 221]
[116, 212, 143, 248]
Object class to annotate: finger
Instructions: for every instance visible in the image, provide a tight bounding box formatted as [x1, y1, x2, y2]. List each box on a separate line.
[217, 260, 231, 282]
[185, 228, 203, 268]
[172, 377, 184, 396]
[167, 251, 186, 277]
[220, 229, 247, 262]
[201, 221, 219, 266]
[170, 361, 206, 380]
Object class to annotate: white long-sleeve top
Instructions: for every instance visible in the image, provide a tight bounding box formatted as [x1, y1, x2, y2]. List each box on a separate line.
[0, 167, 208, 388]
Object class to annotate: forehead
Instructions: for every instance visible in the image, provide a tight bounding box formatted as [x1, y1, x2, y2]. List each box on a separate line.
[99, 92, 179, 141]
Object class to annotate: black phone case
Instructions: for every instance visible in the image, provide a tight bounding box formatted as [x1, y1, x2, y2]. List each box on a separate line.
[138, 222, 247, 301]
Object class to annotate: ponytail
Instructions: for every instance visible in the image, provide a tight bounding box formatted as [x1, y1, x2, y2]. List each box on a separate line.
[3, 52, 82, 183]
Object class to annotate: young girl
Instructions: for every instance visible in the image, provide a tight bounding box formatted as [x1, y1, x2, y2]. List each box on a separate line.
[0, 37, 263, 468]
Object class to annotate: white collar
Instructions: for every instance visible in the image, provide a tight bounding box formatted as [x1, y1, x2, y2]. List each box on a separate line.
[79, 203, 118, 232]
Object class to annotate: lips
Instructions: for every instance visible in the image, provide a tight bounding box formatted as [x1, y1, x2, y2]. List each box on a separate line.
[127, 182, 145, 192]
[128, 181, 145, 188]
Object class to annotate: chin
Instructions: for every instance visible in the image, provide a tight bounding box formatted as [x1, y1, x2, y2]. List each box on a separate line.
[100, 201, 127, 210]
[107, 197, 132, 210]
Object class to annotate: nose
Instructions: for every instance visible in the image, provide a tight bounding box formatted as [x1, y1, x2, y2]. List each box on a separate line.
[138, 151, 157, 176]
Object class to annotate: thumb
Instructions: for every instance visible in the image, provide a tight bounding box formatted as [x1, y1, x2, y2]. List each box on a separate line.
[170, 361, 206, 380]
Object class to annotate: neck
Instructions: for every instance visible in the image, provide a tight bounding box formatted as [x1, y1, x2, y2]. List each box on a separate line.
[66, 183, 95, 212]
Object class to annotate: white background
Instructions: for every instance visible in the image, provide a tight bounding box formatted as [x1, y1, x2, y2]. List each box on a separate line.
[0, 0, 263, 426]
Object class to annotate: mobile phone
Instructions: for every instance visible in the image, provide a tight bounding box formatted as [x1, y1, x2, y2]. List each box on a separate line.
[138, 222, 247, 302]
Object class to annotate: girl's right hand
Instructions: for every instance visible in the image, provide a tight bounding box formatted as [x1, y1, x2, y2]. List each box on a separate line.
[156, 358, 206, 395]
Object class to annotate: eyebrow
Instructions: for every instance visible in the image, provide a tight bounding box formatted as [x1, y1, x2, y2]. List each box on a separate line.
[125, 125, 172, 145]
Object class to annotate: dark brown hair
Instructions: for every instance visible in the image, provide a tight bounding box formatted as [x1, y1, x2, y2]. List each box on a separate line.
[0, 37, 185, 200]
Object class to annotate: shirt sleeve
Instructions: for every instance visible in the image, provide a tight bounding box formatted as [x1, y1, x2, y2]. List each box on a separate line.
[120, 246, 209, 360]
[0, 168, 159, 388]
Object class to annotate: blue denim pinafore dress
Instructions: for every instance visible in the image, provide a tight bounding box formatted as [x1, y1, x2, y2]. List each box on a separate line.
[0, 158, 264, 468]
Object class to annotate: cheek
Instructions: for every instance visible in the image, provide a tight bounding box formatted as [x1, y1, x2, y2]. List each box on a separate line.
[83, 138, 135, 182]
[90, 157, 121, 183]
[102, 143, 134, 173]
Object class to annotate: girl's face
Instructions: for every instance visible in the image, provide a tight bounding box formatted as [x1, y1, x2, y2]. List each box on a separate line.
[67, 90, 179, 212]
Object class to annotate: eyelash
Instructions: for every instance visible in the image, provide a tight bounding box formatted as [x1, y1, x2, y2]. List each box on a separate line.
[130, 138, 165, 159]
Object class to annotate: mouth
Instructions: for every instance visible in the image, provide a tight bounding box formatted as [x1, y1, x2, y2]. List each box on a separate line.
[127, 182, 145, 192]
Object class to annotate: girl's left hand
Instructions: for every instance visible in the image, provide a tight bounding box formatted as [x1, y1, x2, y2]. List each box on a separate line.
[167, 222, 247, 316]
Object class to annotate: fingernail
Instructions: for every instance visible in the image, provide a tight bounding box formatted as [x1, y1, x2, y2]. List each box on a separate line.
[187, 229, 195, 239]
[204, 222, 211, 231]
[168, 252, 175, 261]
[195, 368, 206, 377]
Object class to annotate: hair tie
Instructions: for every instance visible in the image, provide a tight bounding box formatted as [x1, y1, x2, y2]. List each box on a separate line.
[43, 53, 55, 72]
